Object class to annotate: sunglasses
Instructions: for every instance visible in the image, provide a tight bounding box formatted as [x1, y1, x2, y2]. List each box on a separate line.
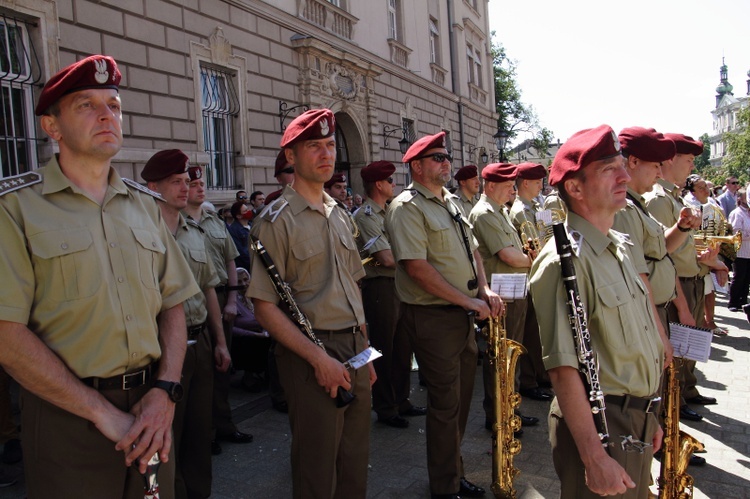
[237, 196, 248, 200]
[280, 167, 294, 175]
[386, 177, 394, 184]
[730, 181, 740, 185]
[416, 153, 453, 163]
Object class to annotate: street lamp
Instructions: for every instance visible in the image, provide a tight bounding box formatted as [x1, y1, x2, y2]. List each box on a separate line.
[493, 128, 509, 162]
[383, 124, 412, 154]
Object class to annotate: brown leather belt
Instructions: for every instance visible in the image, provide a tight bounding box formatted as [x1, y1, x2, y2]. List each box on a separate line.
[312, 326, 361, 335]
[605, 394, 661, 413]
[82, 363, 154, 390]
[215, 284, 244, 293]
[188, 323, 206, 340]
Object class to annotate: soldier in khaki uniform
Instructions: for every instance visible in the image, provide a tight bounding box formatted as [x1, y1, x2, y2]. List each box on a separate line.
[248, 109, 374, 499]
[183, 166, 254, 452]
[355, 161, 425, 429]
[143, 150, 232, 499]
[468, 163, 540, 432]
[509, 162, 552, 402]
[529, 125, 665, 498]
[644, 134, 726, 420]
[386, 131, 502, 499]
[454, 164, 480, 218]
[0, 55, 200, 498]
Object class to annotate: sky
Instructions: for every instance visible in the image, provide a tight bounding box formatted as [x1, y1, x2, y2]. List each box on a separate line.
[487, 0, 750, 147]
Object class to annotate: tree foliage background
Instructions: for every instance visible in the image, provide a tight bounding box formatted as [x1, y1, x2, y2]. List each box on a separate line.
[722, 105, 750, 185]
[492, 33, 552, 158]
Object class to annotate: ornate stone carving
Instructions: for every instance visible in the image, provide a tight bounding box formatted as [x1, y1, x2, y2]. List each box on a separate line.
[324, 63, 363, 100]
[209, 27, 231, 66]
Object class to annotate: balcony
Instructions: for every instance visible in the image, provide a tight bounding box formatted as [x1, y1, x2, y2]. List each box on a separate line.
[388, 38, 411, 69]
[300, 0, 358, 40]
[430, 63, 447, 87]
[469, 82, 488, 106]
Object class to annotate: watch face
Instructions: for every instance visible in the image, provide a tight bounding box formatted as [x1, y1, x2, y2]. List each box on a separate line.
[172, 383, 184, 402]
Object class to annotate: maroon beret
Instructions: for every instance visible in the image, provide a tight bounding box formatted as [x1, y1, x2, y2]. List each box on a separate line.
[141, 149, 189, 182]
[516, 162, 547, 180]
[663, 133, 704, 156]
[35, 55, 121, 116]
[454, 165, 478, 181]
[402, 131, 447, 164]
[361, 161, 396, 182]
[549, 125, 621, 186]
[280, 108, 335, 148]
[482, 163, 517, 183]
[618, 127, 676, 163]
[188, 166, 203, 181]
[324, 172, 347, 189]
[274, 149, 292, 177]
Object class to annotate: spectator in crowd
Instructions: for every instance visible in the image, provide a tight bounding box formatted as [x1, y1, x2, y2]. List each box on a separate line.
[228, 201, 252, 270]
[236, 190, 249, 205]
[249, 191, 265, 215]
[728, 188, 750, 313]
[717, 176, 740, 217]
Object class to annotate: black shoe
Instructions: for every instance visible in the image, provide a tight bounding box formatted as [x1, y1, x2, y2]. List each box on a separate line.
[686, 395, 717, 405]
[377, 415, 409, 428]
[517, 413, 539, 426]
[459, 477, 486, 497]
[728, 306, 740, 312]
[689, 455, 706, 466]
[1, 439, 21, 464]
[218, 431, 254, 444]
[519, 387, 553, 402]
[0, 466, 20, 488]
[272, 401, 289, 413]
[211, 440, 222, 456]
[680, 405, 703, 422]
[400, 406, 427, 417]
[430, 494, 460, 499]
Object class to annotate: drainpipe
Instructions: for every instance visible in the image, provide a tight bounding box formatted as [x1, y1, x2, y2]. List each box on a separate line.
[447, 0, 465, 166]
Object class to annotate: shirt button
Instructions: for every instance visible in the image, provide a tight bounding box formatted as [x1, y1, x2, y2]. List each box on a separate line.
[110, 242, 116, 248]
[61, 243, 68, 250]
[152, 242, 157, 247]
[118, 277, 124, 283]
[131, 353, 138, 358]
[126, 315, 132, 321]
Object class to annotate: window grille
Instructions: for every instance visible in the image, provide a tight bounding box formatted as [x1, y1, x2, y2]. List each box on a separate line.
[200, 65, 239, 189]
[402, 118, 416, 145]
[0, 14, 43, 179]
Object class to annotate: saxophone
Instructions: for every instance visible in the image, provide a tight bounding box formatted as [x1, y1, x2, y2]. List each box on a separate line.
[658, 359, 705, 498]
[487, 314, 527, 498]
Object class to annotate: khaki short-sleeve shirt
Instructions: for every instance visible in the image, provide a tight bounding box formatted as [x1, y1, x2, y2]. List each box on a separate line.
[175, 215, 220, 326]
[469, 195, 526, 280]
[529, 212, 664, 397]
[457, 190, 478, 219]
[191, 209, 239, 285]
[613, 189, 677, 305]
[247, 186, 365, 330]
[354, 198, 394, 279]
[385, 182, 479, 305]
[0, 156, 199, 378]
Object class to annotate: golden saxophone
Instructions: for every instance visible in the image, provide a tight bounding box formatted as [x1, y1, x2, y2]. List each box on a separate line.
[487, 314, 526, 498]
[658, 359, 704, 499]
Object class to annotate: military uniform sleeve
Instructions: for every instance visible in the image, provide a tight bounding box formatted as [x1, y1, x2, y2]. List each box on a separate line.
[529, 249, 580, 372]
[387, 200, 429, 262]
[156, 215, 201, 311]
[355, 210, 390, 254]
[612, 207, 649, 275]
[0, 203, 34, 324]
[472, 211, 518, 256]
[645, 193, 675, 227]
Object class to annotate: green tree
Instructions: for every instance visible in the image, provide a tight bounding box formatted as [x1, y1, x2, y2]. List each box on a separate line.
[723, 105, 750, 185]
[694, 133, 711, 172]
[491, 34, 551, 156]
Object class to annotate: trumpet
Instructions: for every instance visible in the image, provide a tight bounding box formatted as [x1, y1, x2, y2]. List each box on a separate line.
[694, 232, 742, 252]
[519, 220, 541, 254]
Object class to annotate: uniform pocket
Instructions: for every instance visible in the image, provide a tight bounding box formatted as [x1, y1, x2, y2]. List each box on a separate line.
[28, 228, 99, 301]
[290, 236, 326, 285]
[596, 281, 632, 346]
[132, 227, 166, 290]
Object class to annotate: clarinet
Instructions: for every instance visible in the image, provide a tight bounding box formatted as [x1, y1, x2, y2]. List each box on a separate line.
[552, 223, 610, 448]
[250, 235, 356, 408]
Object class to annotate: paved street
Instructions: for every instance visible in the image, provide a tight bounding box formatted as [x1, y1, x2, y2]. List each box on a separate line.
[1, 295, 748, 498]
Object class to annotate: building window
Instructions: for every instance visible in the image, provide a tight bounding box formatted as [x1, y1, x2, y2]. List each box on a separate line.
[466, 44, 482, 89]
[388, 0, 400, 41]
[402, 117, 416, 145]
[328, 0, 342, 7]
[200, 64, 240, 189]
[0, 16, 42, 179]
[428, 18, 440, 65]
[474, 49, 483, 89]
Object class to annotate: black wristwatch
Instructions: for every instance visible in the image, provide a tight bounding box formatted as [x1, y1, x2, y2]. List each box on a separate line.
[153, 380, 184, 403]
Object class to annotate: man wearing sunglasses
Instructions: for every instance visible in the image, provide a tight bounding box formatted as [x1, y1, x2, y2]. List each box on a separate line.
[386, 131, 502, 499]
[356, 161, 425, 430]
[263, 150, 295, 206]
[717, 176, 740, 218]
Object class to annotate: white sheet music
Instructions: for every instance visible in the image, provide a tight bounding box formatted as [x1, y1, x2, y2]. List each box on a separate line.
[490, 273, 528, 301]
[669, 322, 713, 363]
[536, 210, 552, 225]
[711, 272, 729, 295]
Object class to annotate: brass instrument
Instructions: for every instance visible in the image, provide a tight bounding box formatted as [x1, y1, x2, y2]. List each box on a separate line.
[519, 220, 542, 254]
[694, 232, 742, 252]
[659, 359, 704, 498]
[537, 208, 566, 245]
[487, 314, 526, 498]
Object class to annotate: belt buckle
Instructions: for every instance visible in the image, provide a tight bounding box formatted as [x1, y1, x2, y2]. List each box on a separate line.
[122, 369, 146, 390]
[645, 396, 661, 413]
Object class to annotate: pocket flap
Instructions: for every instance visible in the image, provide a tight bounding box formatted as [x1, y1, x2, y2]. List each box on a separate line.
[291, 237, 325, 261]
[132, 228, 166, 254]
[28, 228, 93, 259]
[596, 281, 630, 308]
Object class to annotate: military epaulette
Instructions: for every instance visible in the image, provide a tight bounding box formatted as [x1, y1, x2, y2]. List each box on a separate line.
[612, 230, 633, 246]
[122, 178, 165, 201]
[258, 197, 288, 223]
[185, 216, 205, 232]
[0, 171, 41, 197]
[568, 228, 583, 258]
[400, 189, 418, 202]
[364, 204, 372, 216]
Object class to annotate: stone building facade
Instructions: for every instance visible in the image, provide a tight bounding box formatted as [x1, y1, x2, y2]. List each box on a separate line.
[709, 60, 749, 168]
[1, 0, 498, 203]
